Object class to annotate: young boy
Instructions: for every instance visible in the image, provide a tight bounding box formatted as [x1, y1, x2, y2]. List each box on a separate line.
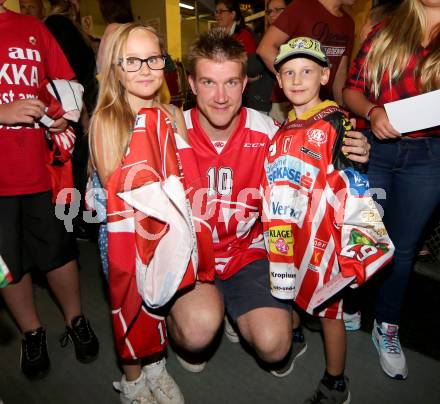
[262, 37, 394, 403]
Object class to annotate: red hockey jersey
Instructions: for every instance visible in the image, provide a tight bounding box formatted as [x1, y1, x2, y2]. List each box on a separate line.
[262, 101, 394, 319]
[106, 107, 214, 360]
[185, 107, 280, 280]
[38, 79, 83, 204]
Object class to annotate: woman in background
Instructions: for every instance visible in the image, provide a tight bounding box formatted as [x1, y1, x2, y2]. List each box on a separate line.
[344, 0, 440, 381]
[214, 0, 256, 55]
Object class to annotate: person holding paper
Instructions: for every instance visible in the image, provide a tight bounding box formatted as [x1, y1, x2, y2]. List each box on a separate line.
[343, 0, 440, 381]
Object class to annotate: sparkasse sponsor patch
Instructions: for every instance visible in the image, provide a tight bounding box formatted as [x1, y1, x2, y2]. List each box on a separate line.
[265, 155, 319, 191]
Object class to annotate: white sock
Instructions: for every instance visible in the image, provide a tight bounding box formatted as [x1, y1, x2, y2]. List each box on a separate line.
[113, 371, 145, 393]
[126, 372, 144, 385]
[143, 358, 165, 380]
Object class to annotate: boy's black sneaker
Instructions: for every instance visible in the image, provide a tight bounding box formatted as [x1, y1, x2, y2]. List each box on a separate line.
[21, 327, 50, 379]
[60, 314, 99, 363]
[303, 377, 350, 404]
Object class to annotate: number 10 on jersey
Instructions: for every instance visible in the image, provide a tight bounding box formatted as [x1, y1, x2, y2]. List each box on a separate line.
[207, 167, 233, 196]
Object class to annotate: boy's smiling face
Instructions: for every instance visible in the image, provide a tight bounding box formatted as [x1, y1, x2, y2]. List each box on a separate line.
[276, 57, 330, 116]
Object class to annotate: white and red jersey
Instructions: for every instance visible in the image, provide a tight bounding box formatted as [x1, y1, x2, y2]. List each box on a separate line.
[262, 101, 394, 319]
[106, 108, 214, 360]
[185, 107, 279, 280]
[38, 79, 83, 204]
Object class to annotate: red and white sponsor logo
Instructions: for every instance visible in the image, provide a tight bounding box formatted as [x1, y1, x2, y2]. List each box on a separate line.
[314, 238, 328, 250]
[306, 128, 327, 147]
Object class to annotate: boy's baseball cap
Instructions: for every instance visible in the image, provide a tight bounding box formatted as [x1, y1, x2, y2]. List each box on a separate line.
[274, 37, 329, 71]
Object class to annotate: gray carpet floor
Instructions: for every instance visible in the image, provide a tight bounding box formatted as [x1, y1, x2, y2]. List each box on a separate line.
[0, 240, 439, 404]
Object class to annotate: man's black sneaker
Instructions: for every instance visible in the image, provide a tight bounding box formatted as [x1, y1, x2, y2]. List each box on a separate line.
[60, 314, 99, 363]
[21, 327, 50, 379]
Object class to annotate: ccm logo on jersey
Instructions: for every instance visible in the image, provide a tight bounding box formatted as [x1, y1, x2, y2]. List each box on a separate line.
[244, 142, 265, 148]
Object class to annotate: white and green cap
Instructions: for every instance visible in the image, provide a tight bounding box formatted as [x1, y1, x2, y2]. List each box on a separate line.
[274, 36, 329, 71]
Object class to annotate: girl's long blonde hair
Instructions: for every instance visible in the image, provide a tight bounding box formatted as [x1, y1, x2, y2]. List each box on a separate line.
[89, 23, 165, 178]
[364, 0, 440, 98]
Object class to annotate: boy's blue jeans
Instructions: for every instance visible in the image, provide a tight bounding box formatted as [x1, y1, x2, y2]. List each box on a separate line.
[365, 132, 440, 325]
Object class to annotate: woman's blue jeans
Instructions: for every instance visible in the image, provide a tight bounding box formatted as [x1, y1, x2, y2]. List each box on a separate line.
[366, 132, 440, 325]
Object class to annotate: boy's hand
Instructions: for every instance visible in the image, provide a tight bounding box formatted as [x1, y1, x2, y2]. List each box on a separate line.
[0, 99, 45, 125]
[342, 130, 371, 163]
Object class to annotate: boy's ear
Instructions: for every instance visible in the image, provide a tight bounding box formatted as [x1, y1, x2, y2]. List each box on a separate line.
[276, 72, 283, 89]
[188, 74, 197, 95]
[320, 67, 330, 86]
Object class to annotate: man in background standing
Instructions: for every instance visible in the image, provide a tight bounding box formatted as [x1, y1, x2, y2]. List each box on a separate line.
[19, 0, 44, 20]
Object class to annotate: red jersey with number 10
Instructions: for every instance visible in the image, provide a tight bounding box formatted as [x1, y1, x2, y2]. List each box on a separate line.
[185, 107, 279, 280]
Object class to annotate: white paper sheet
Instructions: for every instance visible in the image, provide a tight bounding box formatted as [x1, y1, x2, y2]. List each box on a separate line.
[384, 90, 440, 134]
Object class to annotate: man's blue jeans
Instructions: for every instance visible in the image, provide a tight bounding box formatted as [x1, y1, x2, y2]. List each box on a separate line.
[366, 133, 440, 325]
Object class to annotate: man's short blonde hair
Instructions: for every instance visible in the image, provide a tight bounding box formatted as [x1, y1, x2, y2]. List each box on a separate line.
[187, 28, 247, 78]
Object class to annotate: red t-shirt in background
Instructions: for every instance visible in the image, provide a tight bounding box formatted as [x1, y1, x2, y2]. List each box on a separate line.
[273, 0, 354, 98]
[0, 11, 74, 196]
[233, 27, 257, 56]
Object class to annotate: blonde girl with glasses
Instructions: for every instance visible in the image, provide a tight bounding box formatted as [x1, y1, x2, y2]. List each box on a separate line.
[89, 23, 187, 404]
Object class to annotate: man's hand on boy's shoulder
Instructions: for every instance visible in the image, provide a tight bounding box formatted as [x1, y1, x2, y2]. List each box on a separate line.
[342, 130, 371, 163]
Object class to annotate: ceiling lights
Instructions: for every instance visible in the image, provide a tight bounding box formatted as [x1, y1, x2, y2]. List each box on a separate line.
[179, 2, 195, 10]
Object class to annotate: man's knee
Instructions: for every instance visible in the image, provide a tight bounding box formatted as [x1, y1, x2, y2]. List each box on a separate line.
[245, 323, 291, 363]
[170, 306, 223, 351]
[168, 284, 224, 351]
